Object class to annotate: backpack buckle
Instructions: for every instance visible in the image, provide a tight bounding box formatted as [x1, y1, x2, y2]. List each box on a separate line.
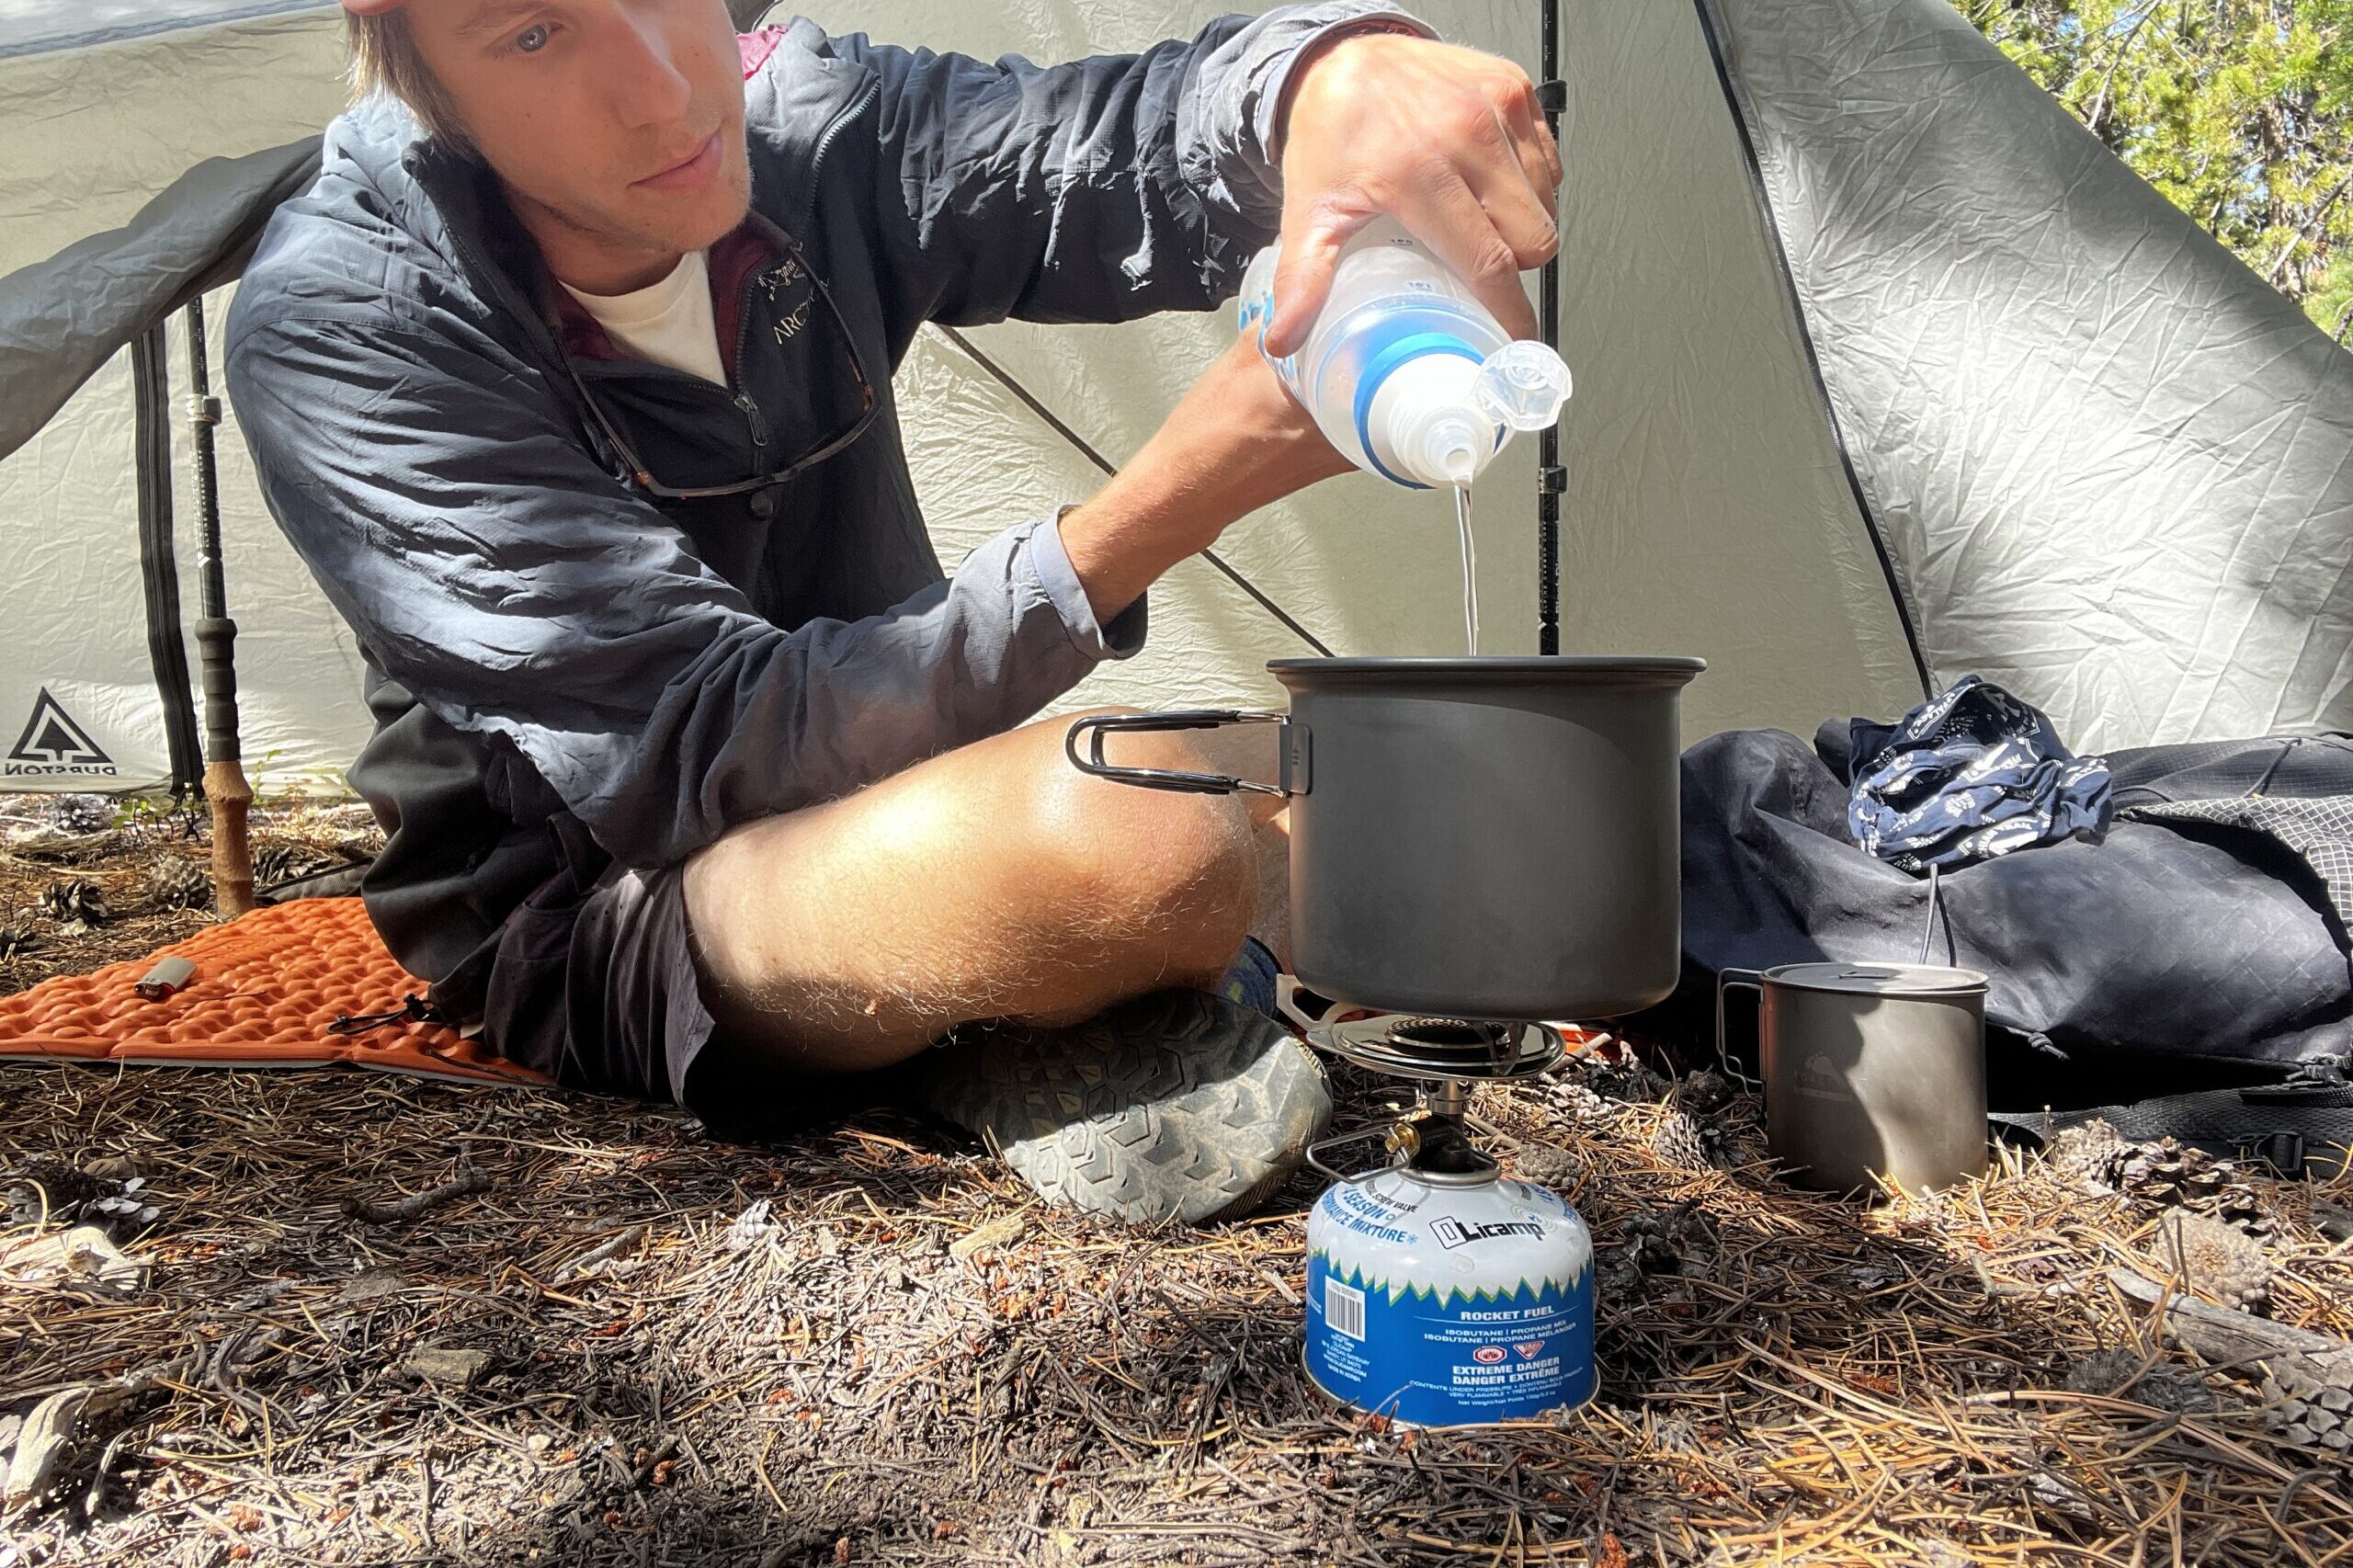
[2234, 1130, 2306, 1177]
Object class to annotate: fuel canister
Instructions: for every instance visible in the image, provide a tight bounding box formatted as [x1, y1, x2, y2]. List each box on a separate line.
[1305, 1167, 1596, 1426]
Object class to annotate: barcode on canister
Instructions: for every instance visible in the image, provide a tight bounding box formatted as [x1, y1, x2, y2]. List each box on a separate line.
[1324, 1278, 1367, 1341]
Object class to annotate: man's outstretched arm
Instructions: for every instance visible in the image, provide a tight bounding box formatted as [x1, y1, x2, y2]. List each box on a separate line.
[827, 6, 1556, 344]
[227, 305, 1340, 873]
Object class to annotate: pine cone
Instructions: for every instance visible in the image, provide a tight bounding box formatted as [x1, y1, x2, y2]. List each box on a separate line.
[2062, 1347, 2216, 1415]
[2045, 1119, 2131, 1189]
[145, 857, 212, 911]
[46, 794, 111, 835]
[1621, 1214, 1682, 1276]
[2152, 1210, 2272, 1312]
[2266, 1349, 2353, 1455]
[1581, 1056, 1670, 1106]
[1649, 1109, 1728, 1171]
[5, 1160, 107, 1225]
[2114, 1136, 2229, 1207]
[1548, 1078, 1616, 1125]
[1676, 1069, 1738, 1116]
[2191, 1180, 2279, 1240]
[253, 843, 335, 889]
[38, 877, 108, 929]
[1513, 1140, 1582, 1190]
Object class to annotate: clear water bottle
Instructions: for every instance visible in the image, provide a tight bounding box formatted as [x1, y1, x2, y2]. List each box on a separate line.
[1237, 217, 1573, 489]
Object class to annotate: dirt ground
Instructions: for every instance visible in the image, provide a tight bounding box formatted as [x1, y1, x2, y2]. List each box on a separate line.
[2, 792, 2351, 1566]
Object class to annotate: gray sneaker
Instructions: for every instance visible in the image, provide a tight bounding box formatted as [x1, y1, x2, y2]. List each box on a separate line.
[927, 988, 1332, 1224]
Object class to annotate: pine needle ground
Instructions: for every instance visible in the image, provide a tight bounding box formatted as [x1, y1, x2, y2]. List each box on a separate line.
[3, 801, 2350, 1565]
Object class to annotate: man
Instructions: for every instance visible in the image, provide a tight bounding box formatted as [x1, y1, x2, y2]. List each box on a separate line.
[229, 0, 1561, 1223]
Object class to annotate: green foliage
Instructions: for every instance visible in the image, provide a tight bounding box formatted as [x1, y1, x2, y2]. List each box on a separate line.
[1958, 0, 2353, 341]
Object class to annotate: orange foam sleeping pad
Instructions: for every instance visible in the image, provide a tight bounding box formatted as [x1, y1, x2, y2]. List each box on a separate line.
[0, 897, 549, 1085]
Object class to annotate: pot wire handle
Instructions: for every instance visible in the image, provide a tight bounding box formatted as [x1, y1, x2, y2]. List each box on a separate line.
[1063, 710, 1289, 796]
[1715, 968, 1767, 1093]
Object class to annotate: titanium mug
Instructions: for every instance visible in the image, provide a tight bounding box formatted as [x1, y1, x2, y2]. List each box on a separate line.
[1064, 655, 1704, 1021]
[1718, 962, 1990, 1194]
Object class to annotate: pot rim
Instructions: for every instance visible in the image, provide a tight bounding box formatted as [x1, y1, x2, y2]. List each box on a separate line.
[1268, 655, 1705, 687]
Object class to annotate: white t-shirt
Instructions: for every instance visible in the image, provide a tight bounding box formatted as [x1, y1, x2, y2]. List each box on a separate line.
[559, 250, 728, 387]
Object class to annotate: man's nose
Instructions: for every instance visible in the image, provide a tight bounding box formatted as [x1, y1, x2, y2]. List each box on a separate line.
[605, 7, 695, 131]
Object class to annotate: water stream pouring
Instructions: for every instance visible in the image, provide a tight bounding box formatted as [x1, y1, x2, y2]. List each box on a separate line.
[1237, 220, 1569, 655]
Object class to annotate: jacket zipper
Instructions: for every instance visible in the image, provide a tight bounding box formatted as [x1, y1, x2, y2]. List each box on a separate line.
[735, 388, 769, 449]
[731, 74, 881, 460]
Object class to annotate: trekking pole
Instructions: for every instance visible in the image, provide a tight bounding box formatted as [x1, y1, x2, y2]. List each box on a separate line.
[1535, 0, 1565, 655]
[185, 297, 255, 917]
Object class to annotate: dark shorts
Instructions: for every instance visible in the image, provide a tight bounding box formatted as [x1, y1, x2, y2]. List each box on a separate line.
[472, 858, 906, 1136]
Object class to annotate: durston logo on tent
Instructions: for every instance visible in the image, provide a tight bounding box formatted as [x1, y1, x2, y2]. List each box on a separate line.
[6, 688, 118, 778]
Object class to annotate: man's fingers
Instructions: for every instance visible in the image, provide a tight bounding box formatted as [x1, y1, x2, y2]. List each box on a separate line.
[1465, 131, 1562, 269]
[1501, 97, 1563, 216]
[1400, 175, 1541, 342]
[1265, 213, 1357, 358]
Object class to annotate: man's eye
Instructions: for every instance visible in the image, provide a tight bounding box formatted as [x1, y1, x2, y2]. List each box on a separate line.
[513, 23, 552, 53]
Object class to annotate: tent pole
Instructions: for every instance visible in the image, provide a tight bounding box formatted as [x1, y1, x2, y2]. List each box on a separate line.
[1536, 0, 1564, 655]
[185, 298, 255, 918]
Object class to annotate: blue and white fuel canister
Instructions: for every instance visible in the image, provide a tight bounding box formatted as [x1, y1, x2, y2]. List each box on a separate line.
[1305, 1168, 1596, 1426]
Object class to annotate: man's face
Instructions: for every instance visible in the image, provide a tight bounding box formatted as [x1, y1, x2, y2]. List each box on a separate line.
[407, 0, 750, 280]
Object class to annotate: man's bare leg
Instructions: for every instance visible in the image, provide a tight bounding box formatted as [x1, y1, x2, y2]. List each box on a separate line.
[679, 709, 1323, 1223]
[681, 709, 1276, 1074]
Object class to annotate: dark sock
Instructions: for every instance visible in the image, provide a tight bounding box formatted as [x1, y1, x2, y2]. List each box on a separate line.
[1218, 936, 1282, 1020]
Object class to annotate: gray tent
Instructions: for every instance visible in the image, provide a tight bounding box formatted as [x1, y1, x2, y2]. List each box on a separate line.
[2, 0, 2347, 799]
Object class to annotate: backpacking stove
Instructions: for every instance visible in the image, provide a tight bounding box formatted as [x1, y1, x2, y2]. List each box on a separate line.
[1297, 1014, 1597, 1427]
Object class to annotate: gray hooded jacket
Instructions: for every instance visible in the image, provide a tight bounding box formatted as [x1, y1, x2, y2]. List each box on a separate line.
[225, 6, 1427, 1016]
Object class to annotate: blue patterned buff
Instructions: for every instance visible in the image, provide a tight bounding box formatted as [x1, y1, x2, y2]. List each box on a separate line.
[1846, 675, 2115, 874]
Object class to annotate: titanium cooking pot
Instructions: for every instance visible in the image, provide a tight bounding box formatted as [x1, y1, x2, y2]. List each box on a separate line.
[1718, 962, 1990, 1194]
[1066, 656, 1704, 1020]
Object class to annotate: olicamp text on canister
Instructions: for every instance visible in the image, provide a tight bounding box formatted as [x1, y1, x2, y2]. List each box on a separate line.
[1305, 1167, 1596, 1426]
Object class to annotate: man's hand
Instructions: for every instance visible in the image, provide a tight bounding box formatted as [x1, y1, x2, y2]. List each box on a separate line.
[1058, 331, 1352, 624]
[1266, 33, 1562, 358]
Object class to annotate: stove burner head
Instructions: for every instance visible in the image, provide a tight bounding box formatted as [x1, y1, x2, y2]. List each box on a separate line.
[1387, 1017, 1517, 1067]
[1313, 1015, 1565, 1083]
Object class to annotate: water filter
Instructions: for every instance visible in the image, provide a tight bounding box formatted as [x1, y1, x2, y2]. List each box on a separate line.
[1237, 217, 1572, 489]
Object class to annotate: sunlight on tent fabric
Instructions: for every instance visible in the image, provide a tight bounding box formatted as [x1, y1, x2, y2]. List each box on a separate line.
[0, 0, 2347, 793]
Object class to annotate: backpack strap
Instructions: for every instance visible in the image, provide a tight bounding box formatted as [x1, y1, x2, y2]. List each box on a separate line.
[1990, 1056, 2353, 1178]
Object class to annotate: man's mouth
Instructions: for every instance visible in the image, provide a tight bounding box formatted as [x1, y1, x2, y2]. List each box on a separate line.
[636, 131, 722, 192]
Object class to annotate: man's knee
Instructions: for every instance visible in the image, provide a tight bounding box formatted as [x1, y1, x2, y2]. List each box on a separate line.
[1030, 710, 1258, 957]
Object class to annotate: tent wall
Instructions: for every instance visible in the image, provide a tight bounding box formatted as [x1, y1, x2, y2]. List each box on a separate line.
[4, 0, 2346, 798]
[0, 9, 362, 791]
[806, 0, 1928, 741]
[0, 9, 343, 276]
[1547, 0, 1923, 730]
[1713, 0, 2353, 749]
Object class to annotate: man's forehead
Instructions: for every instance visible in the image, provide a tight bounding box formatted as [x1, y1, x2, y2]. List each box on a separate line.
[450, 0, 551, 36]
[351, 0, 558, 37]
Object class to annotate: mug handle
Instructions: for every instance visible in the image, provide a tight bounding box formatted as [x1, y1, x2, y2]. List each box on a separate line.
[1064, 710, 1293, 796]
[1715, 967, 1767, 1093]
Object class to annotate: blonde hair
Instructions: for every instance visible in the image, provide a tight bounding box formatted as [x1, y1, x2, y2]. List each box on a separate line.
[345, 12, 476, 156]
